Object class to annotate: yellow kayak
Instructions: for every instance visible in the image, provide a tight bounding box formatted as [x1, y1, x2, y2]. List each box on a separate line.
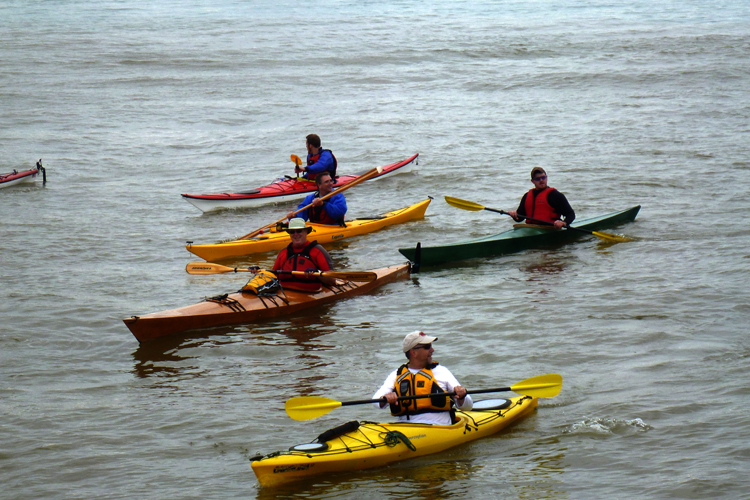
[186, 198, 431, 262]
[250, 395, 537, 488]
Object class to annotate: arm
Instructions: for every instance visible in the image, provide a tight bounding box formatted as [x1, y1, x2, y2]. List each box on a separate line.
[507, 193, 528, 222]
[320, 193, 347, 221]
[548, 190, 575, 225]
[372, 371, 398, 409]
[433, 366, 473, 410]
[288, 193, 315, 221]
[307, 245, 337, 285]
[271, 250, 286, 273]
[305, 150, 335, 175]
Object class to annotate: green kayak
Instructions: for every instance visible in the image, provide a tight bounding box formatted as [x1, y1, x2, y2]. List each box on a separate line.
[399, 205, 640, 267]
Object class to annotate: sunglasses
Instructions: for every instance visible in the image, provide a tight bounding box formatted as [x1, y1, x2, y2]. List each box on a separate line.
[532, 175, 547, 181]
[288, 229, 307, 234]
[413, 343, 432, 350]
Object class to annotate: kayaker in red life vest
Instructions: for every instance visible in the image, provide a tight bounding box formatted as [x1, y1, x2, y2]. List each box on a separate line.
[295, 133, 337, 181]
[272, 218, 336, 292]
[286, 171, 347, 225]
[372, 331, 472, 425]
[507, 167, 575, 229]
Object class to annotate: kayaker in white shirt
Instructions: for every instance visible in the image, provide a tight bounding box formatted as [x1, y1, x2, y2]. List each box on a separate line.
[373, 331, 473, 425]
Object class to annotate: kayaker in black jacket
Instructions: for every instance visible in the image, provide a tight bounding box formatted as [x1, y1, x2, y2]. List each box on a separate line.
[508, 167, 575, 229]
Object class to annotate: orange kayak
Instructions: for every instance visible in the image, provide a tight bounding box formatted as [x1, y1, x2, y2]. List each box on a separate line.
[124, 264, 410, 343]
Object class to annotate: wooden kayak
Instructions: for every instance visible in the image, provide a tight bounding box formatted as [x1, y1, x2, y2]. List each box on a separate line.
[250, 395, 537, 488]
[0, 160, 46, 189]
[123, 264, 410, 343]
[181, 153, 419, 213]
[399, 205, 640, 267]
[187, 198, 432, 262]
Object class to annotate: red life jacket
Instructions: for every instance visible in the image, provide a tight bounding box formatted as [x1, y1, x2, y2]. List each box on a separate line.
[306, 149, 338, 180]
[523, 187, 559, 223]
[274, 240, 326, 292]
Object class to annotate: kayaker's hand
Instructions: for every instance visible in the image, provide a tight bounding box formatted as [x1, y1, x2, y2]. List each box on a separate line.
[554, 220, 565, 230]
[295, 165, 303, 174]
[286, 211, 295, 220]
[383, 392, 398, 406]
[311, 197, 323, 208]
[454, 385, 467, 401]
[508, 210, 518, 220]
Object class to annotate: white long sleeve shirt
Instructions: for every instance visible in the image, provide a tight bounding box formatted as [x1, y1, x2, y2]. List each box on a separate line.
[372, 364, 473, 425]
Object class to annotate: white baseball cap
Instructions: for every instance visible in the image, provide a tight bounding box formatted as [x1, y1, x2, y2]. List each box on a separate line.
[402, 330, 438, 352]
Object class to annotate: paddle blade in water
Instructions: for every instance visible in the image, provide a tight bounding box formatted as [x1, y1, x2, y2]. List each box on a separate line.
[510, 373, 563, 398]
[285, 396, 343, 421]
[591, 230, 634, 243]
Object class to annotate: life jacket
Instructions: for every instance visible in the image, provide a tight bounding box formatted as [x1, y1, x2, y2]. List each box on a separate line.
[523, 187, 559, 223]
[275, 240, 324, 292]
[309, 193, 344, 225]
[389, 363, 451, 419]
[306, 149, 338, 180]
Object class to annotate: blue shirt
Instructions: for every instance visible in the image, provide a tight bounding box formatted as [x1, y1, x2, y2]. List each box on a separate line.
[295, 191, 347, 224]
[304, 149, 336, 178]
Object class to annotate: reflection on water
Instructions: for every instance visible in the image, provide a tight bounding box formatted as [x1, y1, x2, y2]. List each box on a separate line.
[253, 457, 480, 500]
[251, 440, 570, 500]
[131, 307, 345, 389]
[523, 254, 569, 292]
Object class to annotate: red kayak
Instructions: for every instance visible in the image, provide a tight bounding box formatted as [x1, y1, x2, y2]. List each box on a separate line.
[181, 153, 418, 213]
[0, 160, 46, 189]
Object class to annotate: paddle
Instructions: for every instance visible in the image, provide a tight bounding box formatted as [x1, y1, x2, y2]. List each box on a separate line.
[291, 154, 302, 178]
[444, 196, 633, 243]
[185, 262, 377, 281]
[236, 166, 383, 241]
[285, 373, 562, 421]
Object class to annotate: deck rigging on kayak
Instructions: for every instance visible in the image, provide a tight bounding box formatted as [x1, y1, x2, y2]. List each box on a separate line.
[123, 264, 412, 343]
[249, 374, 562, 487]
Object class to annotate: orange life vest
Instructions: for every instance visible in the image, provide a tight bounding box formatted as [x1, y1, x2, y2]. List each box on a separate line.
[389, 363, 450, 419]
[523, 187, 560, 223]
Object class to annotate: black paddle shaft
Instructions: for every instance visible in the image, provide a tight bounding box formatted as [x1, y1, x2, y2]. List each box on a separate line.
[492, 208, 596, 236]
[340, 386, 513, 407]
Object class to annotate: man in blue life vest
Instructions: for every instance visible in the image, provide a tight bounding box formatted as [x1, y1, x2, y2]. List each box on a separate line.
[372, 331, 472, 425]
[272, 218, 336, 292]
[295, 133, 337, 181]
[507, 167, 575, 229]
[286, 171, 347, 225]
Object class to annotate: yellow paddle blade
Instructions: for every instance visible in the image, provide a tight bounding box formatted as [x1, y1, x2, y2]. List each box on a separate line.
[444, 196, 486, 212]
[290, 154, 302, 167]
[185, 262, 238, 275]
[592, 231, 634, 243]
[285, 396, 343, 421]
[510, 373, 563, 398]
